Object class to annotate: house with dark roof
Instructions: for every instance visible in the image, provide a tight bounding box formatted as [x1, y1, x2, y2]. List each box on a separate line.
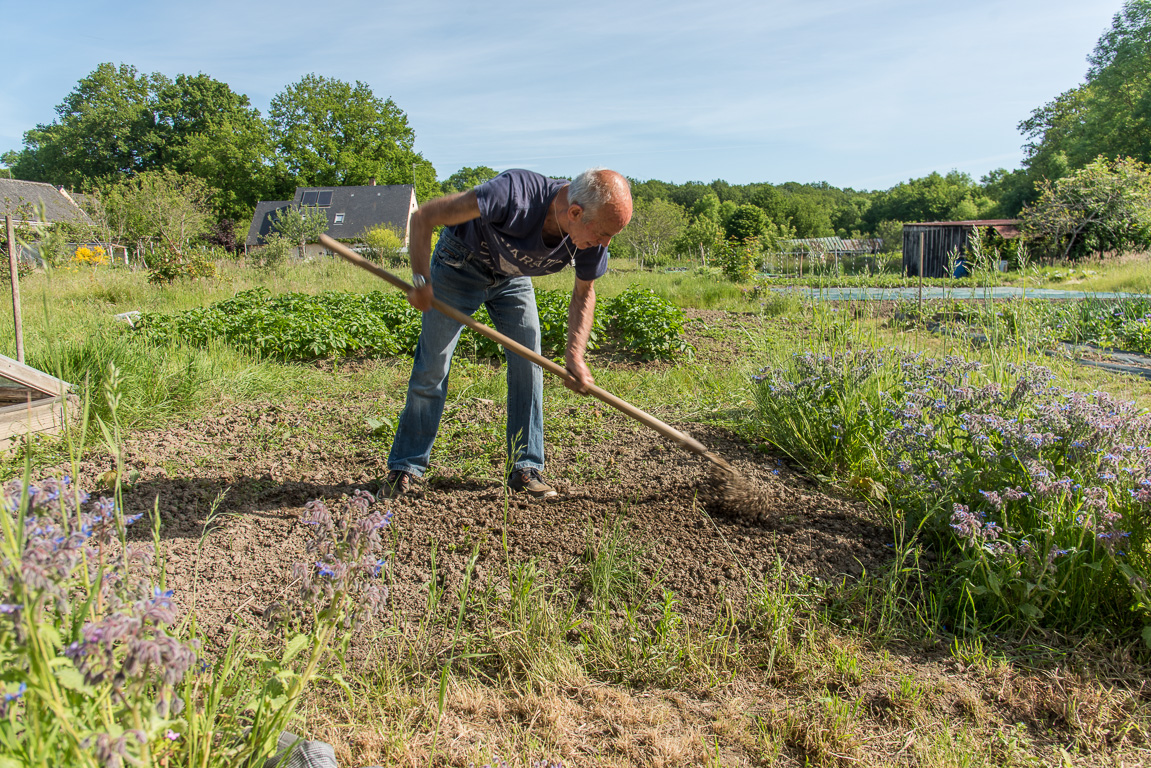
[245, 182, 417, 257]
[0, 179, 113, 267]
[0, 179, 92, 227]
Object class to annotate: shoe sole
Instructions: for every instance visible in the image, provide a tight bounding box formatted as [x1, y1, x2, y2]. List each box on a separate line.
[508, 485, 558, 498]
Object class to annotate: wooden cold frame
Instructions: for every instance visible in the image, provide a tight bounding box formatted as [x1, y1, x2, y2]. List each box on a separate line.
[0, 353, 72, 448]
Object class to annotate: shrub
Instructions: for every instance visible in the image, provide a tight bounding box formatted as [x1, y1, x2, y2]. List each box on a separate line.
[249, 234, 295, 270]
[604, 286, 693, 361]
[147, 244, 217, 284]
[361, 225, 405, 266]
[72, 245, 108, 267]
[716, 238, 759, 282]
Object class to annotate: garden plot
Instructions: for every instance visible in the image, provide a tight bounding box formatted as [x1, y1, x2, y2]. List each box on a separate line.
[85, 397, 888, 643]
[10, 284, 1151, 766]
[48, 392, 1151, 767]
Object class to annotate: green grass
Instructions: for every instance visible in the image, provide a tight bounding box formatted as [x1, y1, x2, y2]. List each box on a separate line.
[1026, 254, 1151, 293]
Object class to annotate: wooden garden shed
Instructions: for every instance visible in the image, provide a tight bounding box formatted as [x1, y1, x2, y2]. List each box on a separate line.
[0, 354, 71, 449]
[902, 220, 1020, 277]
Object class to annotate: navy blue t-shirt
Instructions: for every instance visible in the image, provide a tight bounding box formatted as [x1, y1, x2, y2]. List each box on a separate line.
[447, 169, 610, 281]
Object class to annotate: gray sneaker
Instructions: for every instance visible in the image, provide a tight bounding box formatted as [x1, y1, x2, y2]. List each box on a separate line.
[507, 468, 558, 498]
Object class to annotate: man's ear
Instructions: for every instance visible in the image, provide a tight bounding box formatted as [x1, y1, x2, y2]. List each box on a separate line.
[567, 204, 585, 223]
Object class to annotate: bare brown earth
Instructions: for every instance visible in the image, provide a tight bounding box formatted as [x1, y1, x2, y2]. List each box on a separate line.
[48, 308, 1151, 766]
[105, 401, 885, 641]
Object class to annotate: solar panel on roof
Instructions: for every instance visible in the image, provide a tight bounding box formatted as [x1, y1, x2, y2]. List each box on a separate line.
[317, 190, 332, 207]
[301, 191, 318, 206]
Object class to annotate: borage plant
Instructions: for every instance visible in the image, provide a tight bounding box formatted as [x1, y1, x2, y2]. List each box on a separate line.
[752, 348, 1151, 637]
[178, 489, 393, 767]
[0, 475, 196, 768]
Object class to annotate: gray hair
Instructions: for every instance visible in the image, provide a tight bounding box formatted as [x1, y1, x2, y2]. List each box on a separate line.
[568, 168, 629, 222]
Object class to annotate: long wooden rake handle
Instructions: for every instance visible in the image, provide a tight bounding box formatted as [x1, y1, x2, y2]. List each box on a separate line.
[319, 234, 734, 472]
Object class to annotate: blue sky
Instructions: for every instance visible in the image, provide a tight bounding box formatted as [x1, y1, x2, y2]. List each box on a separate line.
[1, 0, 1122, 191]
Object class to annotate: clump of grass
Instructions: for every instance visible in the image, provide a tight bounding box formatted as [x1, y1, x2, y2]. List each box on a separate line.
[39, 329, 216, 428]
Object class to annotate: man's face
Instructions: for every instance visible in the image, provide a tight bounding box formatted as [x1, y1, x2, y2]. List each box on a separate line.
[568, 201, 632, 250]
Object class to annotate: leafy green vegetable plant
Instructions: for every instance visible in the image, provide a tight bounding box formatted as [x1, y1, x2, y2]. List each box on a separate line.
[604, 286, 693, 361]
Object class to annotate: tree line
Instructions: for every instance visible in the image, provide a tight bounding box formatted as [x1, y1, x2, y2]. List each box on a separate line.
[1, 65, 439, 229]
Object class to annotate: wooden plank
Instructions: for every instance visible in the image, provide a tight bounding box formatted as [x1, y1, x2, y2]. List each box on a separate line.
[0, 354, 69, 396]
[0, 396, 64, 425]
[0, 398, 65, 448]
[0, 388, 37, 406]
[0, 394, 56, 418]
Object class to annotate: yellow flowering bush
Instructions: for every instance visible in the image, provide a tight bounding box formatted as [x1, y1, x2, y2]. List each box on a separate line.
[72, 245, 109, 267]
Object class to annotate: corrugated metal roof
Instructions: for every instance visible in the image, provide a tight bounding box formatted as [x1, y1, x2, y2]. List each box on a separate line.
[906, 219, 1021, 238]
[783, 237, 883, 253]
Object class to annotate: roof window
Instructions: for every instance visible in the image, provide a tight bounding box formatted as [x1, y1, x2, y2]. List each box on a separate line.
[300, 190, 334, 207]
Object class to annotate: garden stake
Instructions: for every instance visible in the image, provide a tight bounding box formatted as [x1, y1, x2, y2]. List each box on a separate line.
[319, 234, 774, 518]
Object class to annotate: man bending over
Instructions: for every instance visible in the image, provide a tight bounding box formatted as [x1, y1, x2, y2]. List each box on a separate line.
[382, 168, 633, 499]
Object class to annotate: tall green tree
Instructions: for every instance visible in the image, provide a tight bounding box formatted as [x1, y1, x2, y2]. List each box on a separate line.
[2, 63, 166, 186]
[981, 167, 1044, 218]
[1022, 1, 1151, 179]
[615, 198, 687, 267]
[270, 204, 330, 260]
[1020, 156, 1151, 260]
[690, 191, 722, 222]
[785, 196, 834, 238]
[725, 204, 768, 242]
[675, 216, 725, 266]
[268, 74, 437, 199]
[101, 170, 214, 259]
[665, 180, 714, 211]
[441, 166, 498, 193]
[863, 171, 992, 230]
[152, 73, 277, 220]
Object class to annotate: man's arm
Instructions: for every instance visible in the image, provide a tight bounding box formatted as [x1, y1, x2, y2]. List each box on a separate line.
[407, 190, 482, 311]
[565, 277, 597, 393]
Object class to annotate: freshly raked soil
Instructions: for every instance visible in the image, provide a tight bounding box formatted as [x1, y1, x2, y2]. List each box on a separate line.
[106, 399, 886, 641]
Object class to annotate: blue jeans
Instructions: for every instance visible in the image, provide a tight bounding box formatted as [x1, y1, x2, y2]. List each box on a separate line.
[388, 231, 544, 478]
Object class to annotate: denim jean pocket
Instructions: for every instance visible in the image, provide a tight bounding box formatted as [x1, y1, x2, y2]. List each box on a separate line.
[433, 231, 471, 269]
